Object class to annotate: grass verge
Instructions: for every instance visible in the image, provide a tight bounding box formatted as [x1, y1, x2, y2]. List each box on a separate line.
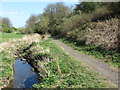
[0, 51, 14, 87]
[33, 39, 115, 88]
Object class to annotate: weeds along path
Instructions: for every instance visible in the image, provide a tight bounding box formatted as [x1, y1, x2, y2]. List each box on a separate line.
[52, 39, 119, 86]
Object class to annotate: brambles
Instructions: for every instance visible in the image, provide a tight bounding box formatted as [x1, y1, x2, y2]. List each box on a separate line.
[86, 18, 119, 50]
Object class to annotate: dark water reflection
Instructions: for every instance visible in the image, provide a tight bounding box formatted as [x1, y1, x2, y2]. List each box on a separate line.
[8, 59, 39, 88]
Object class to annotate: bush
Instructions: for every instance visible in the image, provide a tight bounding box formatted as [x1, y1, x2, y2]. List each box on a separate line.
[74, 2, 101, 13]
[107, 2, 120, 15]
[1, 24, 13, 33]
[16, 27, 25, 34]
[60, 13, 91, 37]
[91, 7, 111, 21]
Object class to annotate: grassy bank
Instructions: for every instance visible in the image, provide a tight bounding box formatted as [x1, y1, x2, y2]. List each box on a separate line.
[33, 39, 114, 88]
[0, 32, 24, 43]
[0, 32, 25, 87]
[0, 51, 14, 87]
[56, 37, 119, 69]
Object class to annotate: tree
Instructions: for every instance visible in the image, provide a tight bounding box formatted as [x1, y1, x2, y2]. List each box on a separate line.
[42, 2, 70, 35]
[1, 17, 13, 33]
[44, 2, 70, 20]
[74, 2, 101, 13]
[39, 16, 50, 34]
[107, 2, 120, 15]
[2, 17, 12, 27]
[34, 16, 50, 34]
[0, 17, 2, 32]
[1, 24, 13, 33]
[25, 14, 37, 34]
[96, 2, 120, 15]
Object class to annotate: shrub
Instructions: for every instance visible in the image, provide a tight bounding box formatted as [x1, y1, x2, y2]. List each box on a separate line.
[1, 24, 13, 33]
[91, 7, 111, 21]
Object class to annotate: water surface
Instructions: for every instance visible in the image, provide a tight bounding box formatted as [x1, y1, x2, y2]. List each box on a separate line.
[8, 59, 39, 88]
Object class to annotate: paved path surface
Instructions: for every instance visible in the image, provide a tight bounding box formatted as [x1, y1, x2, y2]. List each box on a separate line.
[52, 39, 119, 87]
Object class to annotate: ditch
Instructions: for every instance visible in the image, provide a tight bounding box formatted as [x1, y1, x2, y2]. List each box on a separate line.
[7, 59, 39, 88]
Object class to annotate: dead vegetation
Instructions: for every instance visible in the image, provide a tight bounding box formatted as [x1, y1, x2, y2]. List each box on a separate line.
[86, 18, 119, 50]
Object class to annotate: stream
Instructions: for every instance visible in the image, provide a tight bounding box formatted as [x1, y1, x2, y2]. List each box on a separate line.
[7, 59, 39, 88]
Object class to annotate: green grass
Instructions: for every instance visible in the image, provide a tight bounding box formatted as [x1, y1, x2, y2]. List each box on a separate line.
[0, 35, 116, 88]
[0, 32, 24, 43]
[0, 51, 14, 86]
[33, 39, 114, 88]
[0, 32, 25, 87]
[58, 37, 120, 69]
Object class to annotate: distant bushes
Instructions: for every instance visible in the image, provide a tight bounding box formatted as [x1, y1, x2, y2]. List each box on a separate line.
[0, 17, 22, 33]
[0, 17, 14, 33]
[1, 24, 13, 33]
[16, 27, 25, 34]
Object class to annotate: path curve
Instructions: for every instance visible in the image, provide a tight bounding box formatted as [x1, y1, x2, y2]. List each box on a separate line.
[52, 39, 119, 87]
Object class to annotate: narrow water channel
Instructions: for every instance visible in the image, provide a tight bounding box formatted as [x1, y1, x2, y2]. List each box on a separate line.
[7, 59, 39, 88]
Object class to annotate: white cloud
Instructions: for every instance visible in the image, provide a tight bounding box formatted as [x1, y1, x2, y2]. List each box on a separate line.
[9, 11, 24, 15]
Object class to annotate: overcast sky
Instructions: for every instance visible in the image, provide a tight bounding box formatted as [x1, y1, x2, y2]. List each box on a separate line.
[0, 1, 79, 28]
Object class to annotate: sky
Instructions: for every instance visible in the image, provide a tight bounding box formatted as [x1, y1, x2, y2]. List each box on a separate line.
[0, 1, 79, 28]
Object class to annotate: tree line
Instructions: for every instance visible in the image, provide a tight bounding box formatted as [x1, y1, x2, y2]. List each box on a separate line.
[0, 2, 119, 38]
[1, 2, 119, 34]
[0, 17, 26, 33]
[24, 2, 119, 51]
[24, 2, 119, 35]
